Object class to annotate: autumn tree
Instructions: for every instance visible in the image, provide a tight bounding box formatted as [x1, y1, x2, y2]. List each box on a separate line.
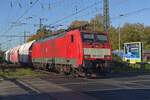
[87, 14, 103, 32]
[69, 20, 89, 30]
[27, 26, 52, 42]
[142, 26, 150, 49]
[109, 26, 118, 50]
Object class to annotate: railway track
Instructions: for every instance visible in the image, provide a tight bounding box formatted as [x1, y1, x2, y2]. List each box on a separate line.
[0, 64, 25, 69]
[1, 64, 150, 100]
[0, 63, 108, 79]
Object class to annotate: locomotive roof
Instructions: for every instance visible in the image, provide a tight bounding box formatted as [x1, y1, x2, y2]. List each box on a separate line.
[36, 29, 107, 43]
[81, 30, 107, 34]
[37, 32, 67, 42]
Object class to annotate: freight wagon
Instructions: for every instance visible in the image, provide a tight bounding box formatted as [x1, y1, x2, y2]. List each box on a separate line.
[19, 40, 35, 66]
[4, 50, 11, 63]
[4, 40, 35, 65]
[9, 46, 20, 64]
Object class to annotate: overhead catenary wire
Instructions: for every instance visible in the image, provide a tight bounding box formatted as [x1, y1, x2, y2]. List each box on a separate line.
[50, 0, 102, 26]
[0, 35, 31, 38]
[111, 6, 150, 20]
[56, 7, 103, 28]
[1, 0, 76, 37]
[15, 0, 102, 31]
[2, 0, 149, 35]
[1, 0, 40, 35]
[21, 0, 102, 28]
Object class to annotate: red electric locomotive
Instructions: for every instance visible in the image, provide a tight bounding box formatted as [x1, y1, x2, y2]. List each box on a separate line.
[31, 29, 112, 76]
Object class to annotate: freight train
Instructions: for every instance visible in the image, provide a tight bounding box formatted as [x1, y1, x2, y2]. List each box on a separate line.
[4, 29, 112, 77]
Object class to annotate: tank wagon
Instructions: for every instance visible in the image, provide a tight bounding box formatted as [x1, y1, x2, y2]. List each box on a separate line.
[4, 40, 35, 65]
[4, 50, 11, 63]
[19, 40, 35, 66]
[31, 29, 112, 76]
[9, 46, 20, 64]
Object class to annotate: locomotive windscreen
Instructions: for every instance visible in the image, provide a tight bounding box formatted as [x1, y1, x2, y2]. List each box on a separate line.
[82, 33, 108, 43]
[82, 33, 94, 42]
[95, 34, 108, 43]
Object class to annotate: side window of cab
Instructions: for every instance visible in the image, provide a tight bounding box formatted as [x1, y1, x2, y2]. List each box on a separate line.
[71, 35, 74, 43]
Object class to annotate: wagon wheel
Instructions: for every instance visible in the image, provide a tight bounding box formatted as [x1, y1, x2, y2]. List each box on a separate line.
[70, 67, 80, 78]
[54, 65, 61, 74]
[64, 66, 71, 76]
[47, 63, 55, 72]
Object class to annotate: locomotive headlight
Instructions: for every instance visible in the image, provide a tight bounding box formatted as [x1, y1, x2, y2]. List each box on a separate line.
[84, 55, 91, 58]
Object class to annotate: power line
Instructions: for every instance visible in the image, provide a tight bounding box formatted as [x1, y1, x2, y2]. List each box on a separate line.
[50, 0, 102, 26]
[110, 0, 129, 8]
[111, 6, 150, 20]
[21, 0, 102, 29]
[56, 7, 103, 28]
[0, 35, 31, 37]
[1, 0, 40, 35]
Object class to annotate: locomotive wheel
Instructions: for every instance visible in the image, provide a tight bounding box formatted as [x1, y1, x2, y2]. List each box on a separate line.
[64, 66, 71, 75]
[85, 69, 92, 78]
[85, 73, 92, 78]
[47, 63, 55, 72]
[70, 67, 80, 78]
[54, 65, 61, 74]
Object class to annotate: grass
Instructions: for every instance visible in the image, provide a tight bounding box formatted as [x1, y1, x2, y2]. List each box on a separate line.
[112, 63, 150, 73]
[0, 62, 150, 79]
[0, 68, 47, 79]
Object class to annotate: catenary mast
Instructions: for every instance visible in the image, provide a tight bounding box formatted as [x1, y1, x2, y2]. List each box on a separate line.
[103, 0, 110, 32]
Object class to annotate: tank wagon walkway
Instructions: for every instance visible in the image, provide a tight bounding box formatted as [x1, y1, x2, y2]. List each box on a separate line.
[1, 73, 150, 100]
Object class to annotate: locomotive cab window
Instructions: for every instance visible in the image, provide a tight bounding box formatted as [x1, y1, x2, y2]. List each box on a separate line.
[95, 34, 108, 43]
[71, 35, 74, 43]
[82, 33, 94, 43]
[82, 32, 108, 43]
